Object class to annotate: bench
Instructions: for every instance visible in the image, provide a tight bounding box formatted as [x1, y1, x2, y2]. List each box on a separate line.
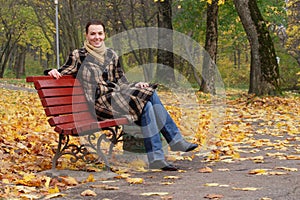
[26, 75, 130, 170]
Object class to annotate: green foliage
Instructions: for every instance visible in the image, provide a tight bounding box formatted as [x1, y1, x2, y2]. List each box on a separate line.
[217, 56, 249, 89]
[285, 0, 300, 88]
[173, 0, 207, 44]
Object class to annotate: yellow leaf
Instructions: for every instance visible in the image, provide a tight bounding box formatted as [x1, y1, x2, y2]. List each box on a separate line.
[286, 155, 300, 160]
[268, 171, 288, 175]
[86, 174, 95, 183]
[164, 175, 180, 179]
[160, 182, 174, 185]
[48, 186, 60, 194]
[198, 167, 213, 173]
[141, 192, 169, 196]
[248, 169, 269, 175]
[45, 177, 51, 188]
[126, 177, 144, 184]
[204, 183, 219, 187]
[114, 173, 130, 179]
[2, 179, 10, 184]
[275, 166, 298, 172]
[232, 187, 261, 191]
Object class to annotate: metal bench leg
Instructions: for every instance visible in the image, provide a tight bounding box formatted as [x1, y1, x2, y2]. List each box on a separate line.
[97, 134, 111, 170]
[52, 134, 64, 170]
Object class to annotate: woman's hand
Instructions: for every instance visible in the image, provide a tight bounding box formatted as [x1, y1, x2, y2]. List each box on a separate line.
[135, 82, 149, 89]
[48, 69, 62, 79]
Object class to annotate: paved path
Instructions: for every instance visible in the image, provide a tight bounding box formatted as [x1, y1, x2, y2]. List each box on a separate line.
[44, 144, 300, 200]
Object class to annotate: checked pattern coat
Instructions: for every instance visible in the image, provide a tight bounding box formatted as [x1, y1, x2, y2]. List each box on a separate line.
[52, 48, 155, 123]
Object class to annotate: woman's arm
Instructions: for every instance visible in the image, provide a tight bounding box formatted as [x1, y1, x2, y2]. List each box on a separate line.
[44, 49, 86, 79]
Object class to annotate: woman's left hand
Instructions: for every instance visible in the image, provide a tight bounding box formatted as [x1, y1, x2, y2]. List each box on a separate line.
[135, 82, 149, 88]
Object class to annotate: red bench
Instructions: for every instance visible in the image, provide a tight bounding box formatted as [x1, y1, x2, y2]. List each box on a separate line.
[26, 75, 129, 169]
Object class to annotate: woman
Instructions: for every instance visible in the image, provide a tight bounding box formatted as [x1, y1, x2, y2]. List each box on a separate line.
[46, 19, 198, 171]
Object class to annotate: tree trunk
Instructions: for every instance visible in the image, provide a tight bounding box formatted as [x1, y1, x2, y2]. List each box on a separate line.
[200, 0, 218, 94]
[233, 0, 281, 95]
[156, 0, 175, 84]
[15, 46, 27, 78]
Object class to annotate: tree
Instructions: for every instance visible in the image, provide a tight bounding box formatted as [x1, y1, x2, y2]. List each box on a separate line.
[156, 0, 176, 84]
[0, 0, 29, 78]
[109, 0, 158, 81]
[200, 0, 220, 94]
[233, 0, 281, 95]
[285, 0, 300, 67]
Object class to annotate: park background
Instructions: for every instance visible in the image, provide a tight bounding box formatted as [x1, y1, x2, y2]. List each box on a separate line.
[1, 0, 300, 199]
[0, 0, 299, 93]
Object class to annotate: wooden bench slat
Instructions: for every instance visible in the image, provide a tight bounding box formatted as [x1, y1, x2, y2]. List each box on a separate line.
[41, 96, 87, 107]
[34, 79, 81, 89]
[26, 75, 74, 82]
[45, 103, 90, 116]
[54, 121, 100, 135]
[55, 118, 129, 135]
[38, 87, 84, 98]
[48, 112, 96, 126]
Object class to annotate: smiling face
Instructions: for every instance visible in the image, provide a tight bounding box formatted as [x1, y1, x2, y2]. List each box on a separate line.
[85, 24, 106, 48]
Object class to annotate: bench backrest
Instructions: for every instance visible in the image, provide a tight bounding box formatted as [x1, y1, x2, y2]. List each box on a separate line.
[27, 75, 129, 135]
[27, 76, 97, 135]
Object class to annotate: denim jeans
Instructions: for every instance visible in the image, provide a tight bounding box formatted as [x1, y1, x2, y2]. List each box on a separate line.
[141, 91, 183, 163]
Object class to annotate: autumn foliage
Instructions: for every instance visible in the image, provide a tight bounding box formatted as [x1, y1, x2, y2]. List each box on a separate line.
[0, 85, 299, 198]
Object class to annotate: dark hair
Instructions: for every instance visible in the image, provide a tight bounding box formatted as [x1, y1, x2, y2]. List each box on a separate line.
[85, 19, 106, 34]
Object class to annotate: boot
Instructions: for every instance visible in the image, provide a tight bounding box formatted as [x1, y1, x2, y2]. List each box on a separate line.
[170, 139, 198, 152]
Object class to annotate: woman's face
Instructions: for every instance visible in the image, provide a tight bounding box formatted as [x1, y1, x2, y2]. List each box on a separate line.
[86, 24, 105, 48]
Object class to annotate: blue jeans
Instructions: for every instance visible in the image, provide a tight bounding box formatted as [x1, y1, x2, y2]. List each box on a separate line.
[141, 91, 183, 163]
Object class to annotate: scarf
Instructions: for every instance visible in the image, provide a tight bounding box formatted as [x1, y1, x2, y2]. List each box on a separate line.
[84, 40, 107, 64]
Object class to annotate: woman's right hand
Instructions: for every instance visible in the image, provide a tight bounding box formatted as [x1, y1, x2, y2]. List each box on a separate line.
[48, 69, 62, 79]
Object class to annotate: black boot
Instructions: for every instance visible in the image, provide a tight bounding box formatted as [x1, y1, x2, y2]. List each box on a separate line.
[170, 139, 198, 152]
[149, 160, 178, 171]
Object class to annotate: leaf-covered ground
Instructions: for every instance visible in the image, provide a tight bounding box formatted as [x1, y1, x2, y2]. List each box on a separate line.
[0, 85, 299, 199]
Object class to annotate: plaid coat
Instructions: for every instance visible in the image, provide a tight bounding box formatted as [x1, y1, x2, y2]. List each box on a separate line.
[54, 48, 155, 123]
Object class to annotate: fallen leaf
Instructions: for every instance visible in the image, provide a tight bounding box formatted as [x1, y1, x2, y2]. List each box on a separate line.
[86, 174, 95, 183]
[232, 187, 261, 191]
[91, 184, 119, 190]
[126, 177, 144, 184]
[60, 176, 78, 186]
[286, 155, 300, 160]
[164, 176, 180, 180]
[48, 186, 60, 194]
[268, 171, 288, 175]
[20, 194, 41, 199]
[199, 167, 213, 173]
[15, 185, 37, 194]
[204, 183, 220, 187]
[44, 193, 66, 199]
[81, 189, 97, 196]
[217, 168, 230, 172]
[160, 182, 175, 185]
[275, 166, 298, 172]
[204, 193, 224, 199]
[248, 169, 269, 175]
[114, 173, 130, 179]
[141, 192, 169, 196]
